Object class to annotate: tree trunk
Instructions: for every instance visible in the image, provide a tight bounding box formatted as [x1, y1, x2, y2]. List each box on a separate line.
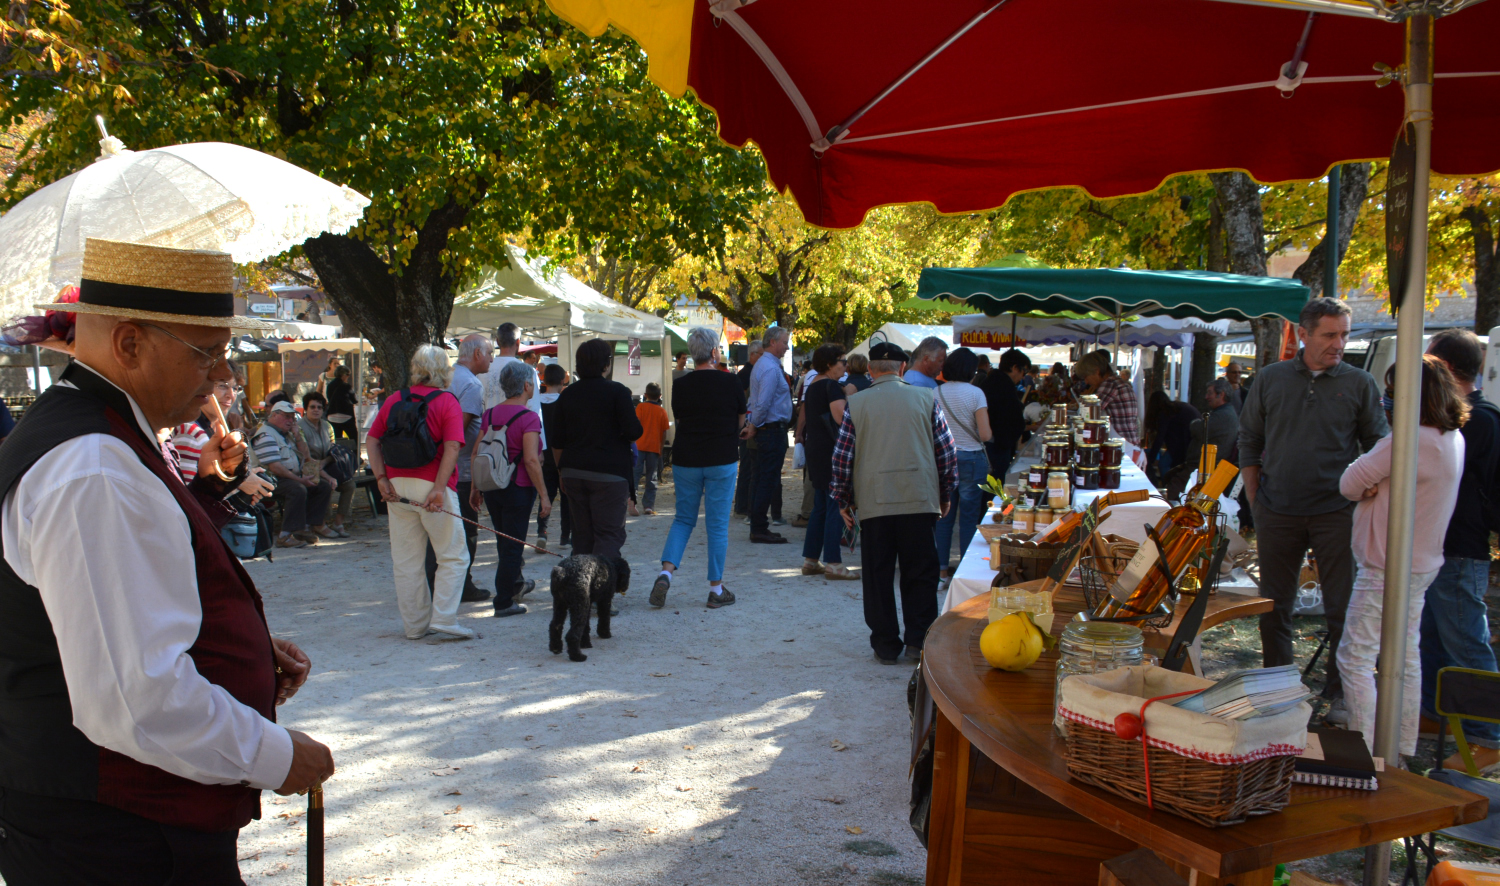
[1292, 163, 1372, 299]
[302, 198, 473, 389]
[1209, 171, 1281, 370]
[1189, 333, 1218, 410]
[1463, 206, 1500, 334]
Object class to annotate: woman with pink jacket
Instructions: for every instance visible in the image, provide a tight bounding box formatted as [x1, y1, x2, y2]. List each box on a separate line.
[1337, 355, 1468, 755]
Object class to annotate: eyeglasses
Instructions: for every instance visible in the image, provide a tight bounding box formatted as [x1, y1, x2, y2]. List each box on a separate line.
[140, 323, 231, 371]
[213, 382, 243, 394]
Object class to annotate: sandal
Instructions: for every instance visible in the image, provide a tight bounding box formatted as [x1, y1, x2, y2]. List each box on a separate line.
[312, 525, 340, 539]
[824, 564, 859, 580]
[329, 525, 351, 538]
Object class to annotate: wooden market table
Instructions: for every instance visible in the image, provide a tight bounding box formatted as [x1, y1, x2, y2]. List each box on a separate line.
[922, 591, 1489, 886]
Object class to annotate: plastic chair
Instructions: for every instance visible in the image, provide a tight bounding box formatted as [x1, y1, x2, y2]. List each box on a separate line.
[1402, 667, 1500, 885]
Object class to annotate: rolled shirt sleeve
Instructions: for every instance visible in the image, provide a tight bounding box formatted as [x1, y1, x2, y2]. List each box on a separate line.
[2, 435, 293, 790]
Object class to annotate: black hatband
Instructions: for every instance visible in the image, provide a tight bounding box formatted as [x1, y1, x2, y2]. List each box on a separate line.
[79, 279, 234, 317]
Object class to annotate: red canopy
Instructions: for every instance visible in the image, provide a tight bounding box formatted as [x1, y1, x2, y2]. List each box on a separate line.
[552, 0, 1500, 229]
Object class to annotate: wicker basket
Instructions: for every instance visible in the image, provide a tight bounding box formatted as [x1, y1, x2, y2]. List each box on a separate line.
[1058, 665, 1305, 828]
[978, 524, 1014, 544]
[1063, 720, 1296, 827]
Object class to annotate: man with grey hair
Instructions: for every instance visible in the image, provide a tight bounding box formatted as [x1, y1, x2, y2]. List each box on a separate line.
[746, 326, 793, 543]
[483, 321, 542, 417]
[1238, 296, 1387, 724]
[903, 336, 948, 390]
[426, 333, 491, 601]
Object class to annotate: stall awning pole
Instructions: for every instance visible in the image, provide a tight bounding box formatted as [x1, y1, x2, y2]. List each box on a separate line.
[1364, 14, 1432, 884]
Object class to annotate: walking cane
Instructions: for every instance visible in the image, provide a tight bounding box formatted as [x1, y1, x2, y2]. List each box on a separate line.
[306, 782, 324, 885]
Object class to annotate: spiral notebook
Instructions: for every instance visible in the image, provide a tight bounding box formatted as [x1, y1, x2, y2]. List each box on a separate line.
[1293, 729, 1383, 791]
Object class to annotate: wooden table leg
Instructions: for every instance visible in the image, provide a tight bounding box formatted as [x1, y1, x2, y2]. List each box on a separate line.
[927, 708, 971, 886]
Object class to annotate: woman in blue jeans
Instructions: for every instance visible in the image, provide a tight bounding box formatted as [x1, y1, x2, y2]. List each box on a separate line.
[470, 361, 550, 618]
[650, 328, 748, 610]
[798, 344, 859, 580]
[932, 348, 993, 590]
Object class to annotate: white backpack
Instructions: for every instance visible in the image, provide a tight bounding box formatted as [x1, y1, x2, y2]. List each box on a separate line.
[472, 409, 525, 493]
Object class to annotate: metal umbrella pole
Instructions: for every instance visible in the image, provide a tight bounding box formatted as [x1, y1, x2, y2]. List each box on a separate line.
[1363, 14, 1432, 885]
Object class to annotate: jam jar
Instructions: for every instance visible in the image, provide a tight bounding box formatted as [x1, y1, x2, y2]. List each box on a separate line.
[1076, 443, 1100, 467]
[1101, 439, 1124, 467]
[1028, 464, 1048, 487]
[1083, 420, 1108, 445]
[1045, 439, 1070, 468]
[1074, 465, 1099, 491]
[1051, 403, 1069, 426]
[1054, 622, 1144, 730]
[1099, 464, 1121, 489]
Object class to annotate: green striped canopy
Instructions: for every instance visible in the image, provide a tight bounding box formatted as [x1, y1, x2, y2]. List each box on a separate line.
[916, 267, 1309, 322]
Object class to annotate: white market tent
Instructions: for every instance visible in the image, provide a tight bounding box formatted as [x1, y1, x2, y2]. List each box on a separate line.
[450, 243, 670, 399]
[849, 322, 1071, 368]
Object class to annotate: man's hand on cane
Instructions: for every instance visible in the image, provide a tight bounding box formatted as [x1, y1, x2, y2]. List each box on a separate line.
[276, 730, 335, 796]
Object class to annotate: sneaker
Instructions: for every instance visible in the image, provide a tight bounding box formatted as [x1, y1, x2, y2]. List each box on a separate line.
[789, 515, 809, 528]
[643, 508, 656, 516]
[1323, 697, 1349, 727]
[801, 560, 826, 576]
[277, 534, 307, 549]
[513, 579, 536, 602]
[873, 652, 900, 666]
[904, 645, 923, 662]
[706, 587, 736, 609]
[937, 576, 951, 594]
[493, 604, 528, 618]
[429, 622, 476, 640]
[771, 517, 787, 526]
[292, 530, 321, 545]
[750, 530, 788, 544]
[649, 573, 671, 608]
[461, 585, 491, 602]
[824, 564, 859, 581]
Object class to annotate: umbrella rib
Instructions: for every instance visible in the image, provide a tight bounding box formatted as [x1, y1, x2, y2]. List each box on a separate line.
[714, 8, 822, 142]
[833, 73, 1388, 147]
[815, 1, 1011, 152]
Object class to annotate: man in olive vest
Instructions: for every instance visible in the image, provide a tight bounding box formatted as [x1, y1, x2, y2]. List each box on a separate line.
[0, 239, 335, 884]
[830, 342, 958, 665]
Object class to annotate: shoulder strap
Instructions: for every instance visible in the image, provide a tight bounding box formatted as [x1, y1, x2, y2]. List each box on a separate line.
[936, 384, 981, 443]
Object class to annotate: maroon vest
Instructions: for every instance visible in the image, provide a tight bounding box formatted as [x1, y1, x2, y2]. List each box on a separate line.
[90, 408, 279, 831]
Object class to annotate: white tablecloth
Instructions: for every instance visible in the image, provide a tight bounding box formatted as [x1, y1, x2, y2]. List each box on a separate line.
[943, 460, 1170, 613]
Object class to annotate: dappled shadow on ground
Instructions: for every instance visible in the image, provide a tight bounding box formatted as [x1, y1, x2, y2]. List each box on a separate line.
[235, 466, 928, 884]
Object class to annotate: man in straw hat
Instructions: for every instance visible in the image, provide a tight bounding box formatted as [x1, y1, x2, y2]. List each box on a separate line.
[0, 239, 335, 883]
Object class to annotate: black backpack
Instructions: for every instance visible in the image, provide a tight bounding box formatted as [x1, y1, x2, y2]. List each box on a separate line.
[381, 388, 448, 468]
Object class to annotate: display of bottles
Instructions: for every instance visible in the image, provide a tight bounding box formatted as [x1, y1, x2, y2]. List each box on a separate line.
[1090, 461, 1238, 622]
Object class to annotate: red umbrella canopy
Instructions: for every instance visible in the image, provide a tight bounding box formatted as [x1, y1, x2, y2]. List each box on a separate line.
[548, 0, 1500, 228]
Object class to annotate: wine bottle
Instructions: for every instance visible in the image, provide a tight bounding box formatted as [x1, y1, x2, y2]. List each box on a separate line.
[1091, 462, 1238, 622]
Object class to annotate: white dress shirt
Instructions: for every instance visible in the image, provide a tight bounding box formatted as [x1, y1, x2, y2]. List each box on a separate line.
[1, 362, 292, 790]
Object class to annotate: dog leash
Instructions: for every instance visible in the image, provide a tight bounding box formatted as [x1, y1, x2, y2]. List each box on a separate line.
[395, 497, 565, 558]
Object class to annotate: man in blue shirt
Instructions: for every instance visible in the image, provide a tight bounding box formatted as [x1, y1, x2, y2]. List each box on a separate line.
[903, 337, 947, 389]
[747, 326, 793, 543]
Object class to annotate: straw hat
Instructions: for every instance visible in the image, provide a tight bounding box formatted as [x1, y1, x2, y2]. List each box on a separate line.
[37, 238, 275, 330]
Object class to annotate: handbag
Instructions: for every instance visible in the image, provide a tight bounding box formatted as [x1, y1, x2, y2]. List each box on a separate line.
[221, 503, 274, 560]
[327, 443, 355, 486]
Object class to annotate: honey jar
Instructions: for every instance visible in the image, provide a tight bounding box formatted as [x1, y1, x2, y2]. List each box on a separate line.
[1028, 464, 1048, 487]
[1074, 465, 1099, 491]
[1099, 465, 1121, 489]
[1101, 439, 1124, 467]
[1076, 443, 1100, 467]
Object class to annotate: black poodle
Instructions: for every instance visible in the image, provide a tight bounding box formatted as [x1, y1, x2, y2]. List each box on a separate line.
[548, 554, 630, 662]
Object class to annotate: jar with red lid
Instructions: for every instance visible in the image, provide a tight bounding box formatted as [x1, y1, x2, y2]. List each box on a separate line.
[1099, 465, 1121, 489]
[1076, 443, 1100, 467]
[1101, 440, 1124, 467]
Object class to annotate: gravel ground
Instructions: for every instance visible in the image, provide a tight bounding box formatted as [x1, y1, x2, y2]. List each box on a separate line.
[235, 467, 929, 885]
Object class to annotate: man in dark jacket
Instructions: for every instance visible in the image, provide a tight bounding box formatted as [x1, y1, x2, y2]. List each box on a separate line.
[979, 348, 1033, 478]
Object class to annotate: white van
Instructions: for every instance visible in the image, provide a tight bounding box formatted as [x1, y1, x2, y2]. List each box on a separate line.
[1353, 329, 1491, 403]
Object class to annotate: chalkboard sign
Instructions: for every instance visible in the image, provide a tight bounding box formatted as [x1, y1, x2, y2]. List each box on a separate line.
[1386, 123, 1418, 312]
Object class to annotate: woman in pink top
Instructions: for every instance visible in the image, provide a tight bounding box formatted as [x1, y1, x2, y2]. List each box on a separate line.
[470, 360, 550, 618]
[1337, 355, 1468, 754]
